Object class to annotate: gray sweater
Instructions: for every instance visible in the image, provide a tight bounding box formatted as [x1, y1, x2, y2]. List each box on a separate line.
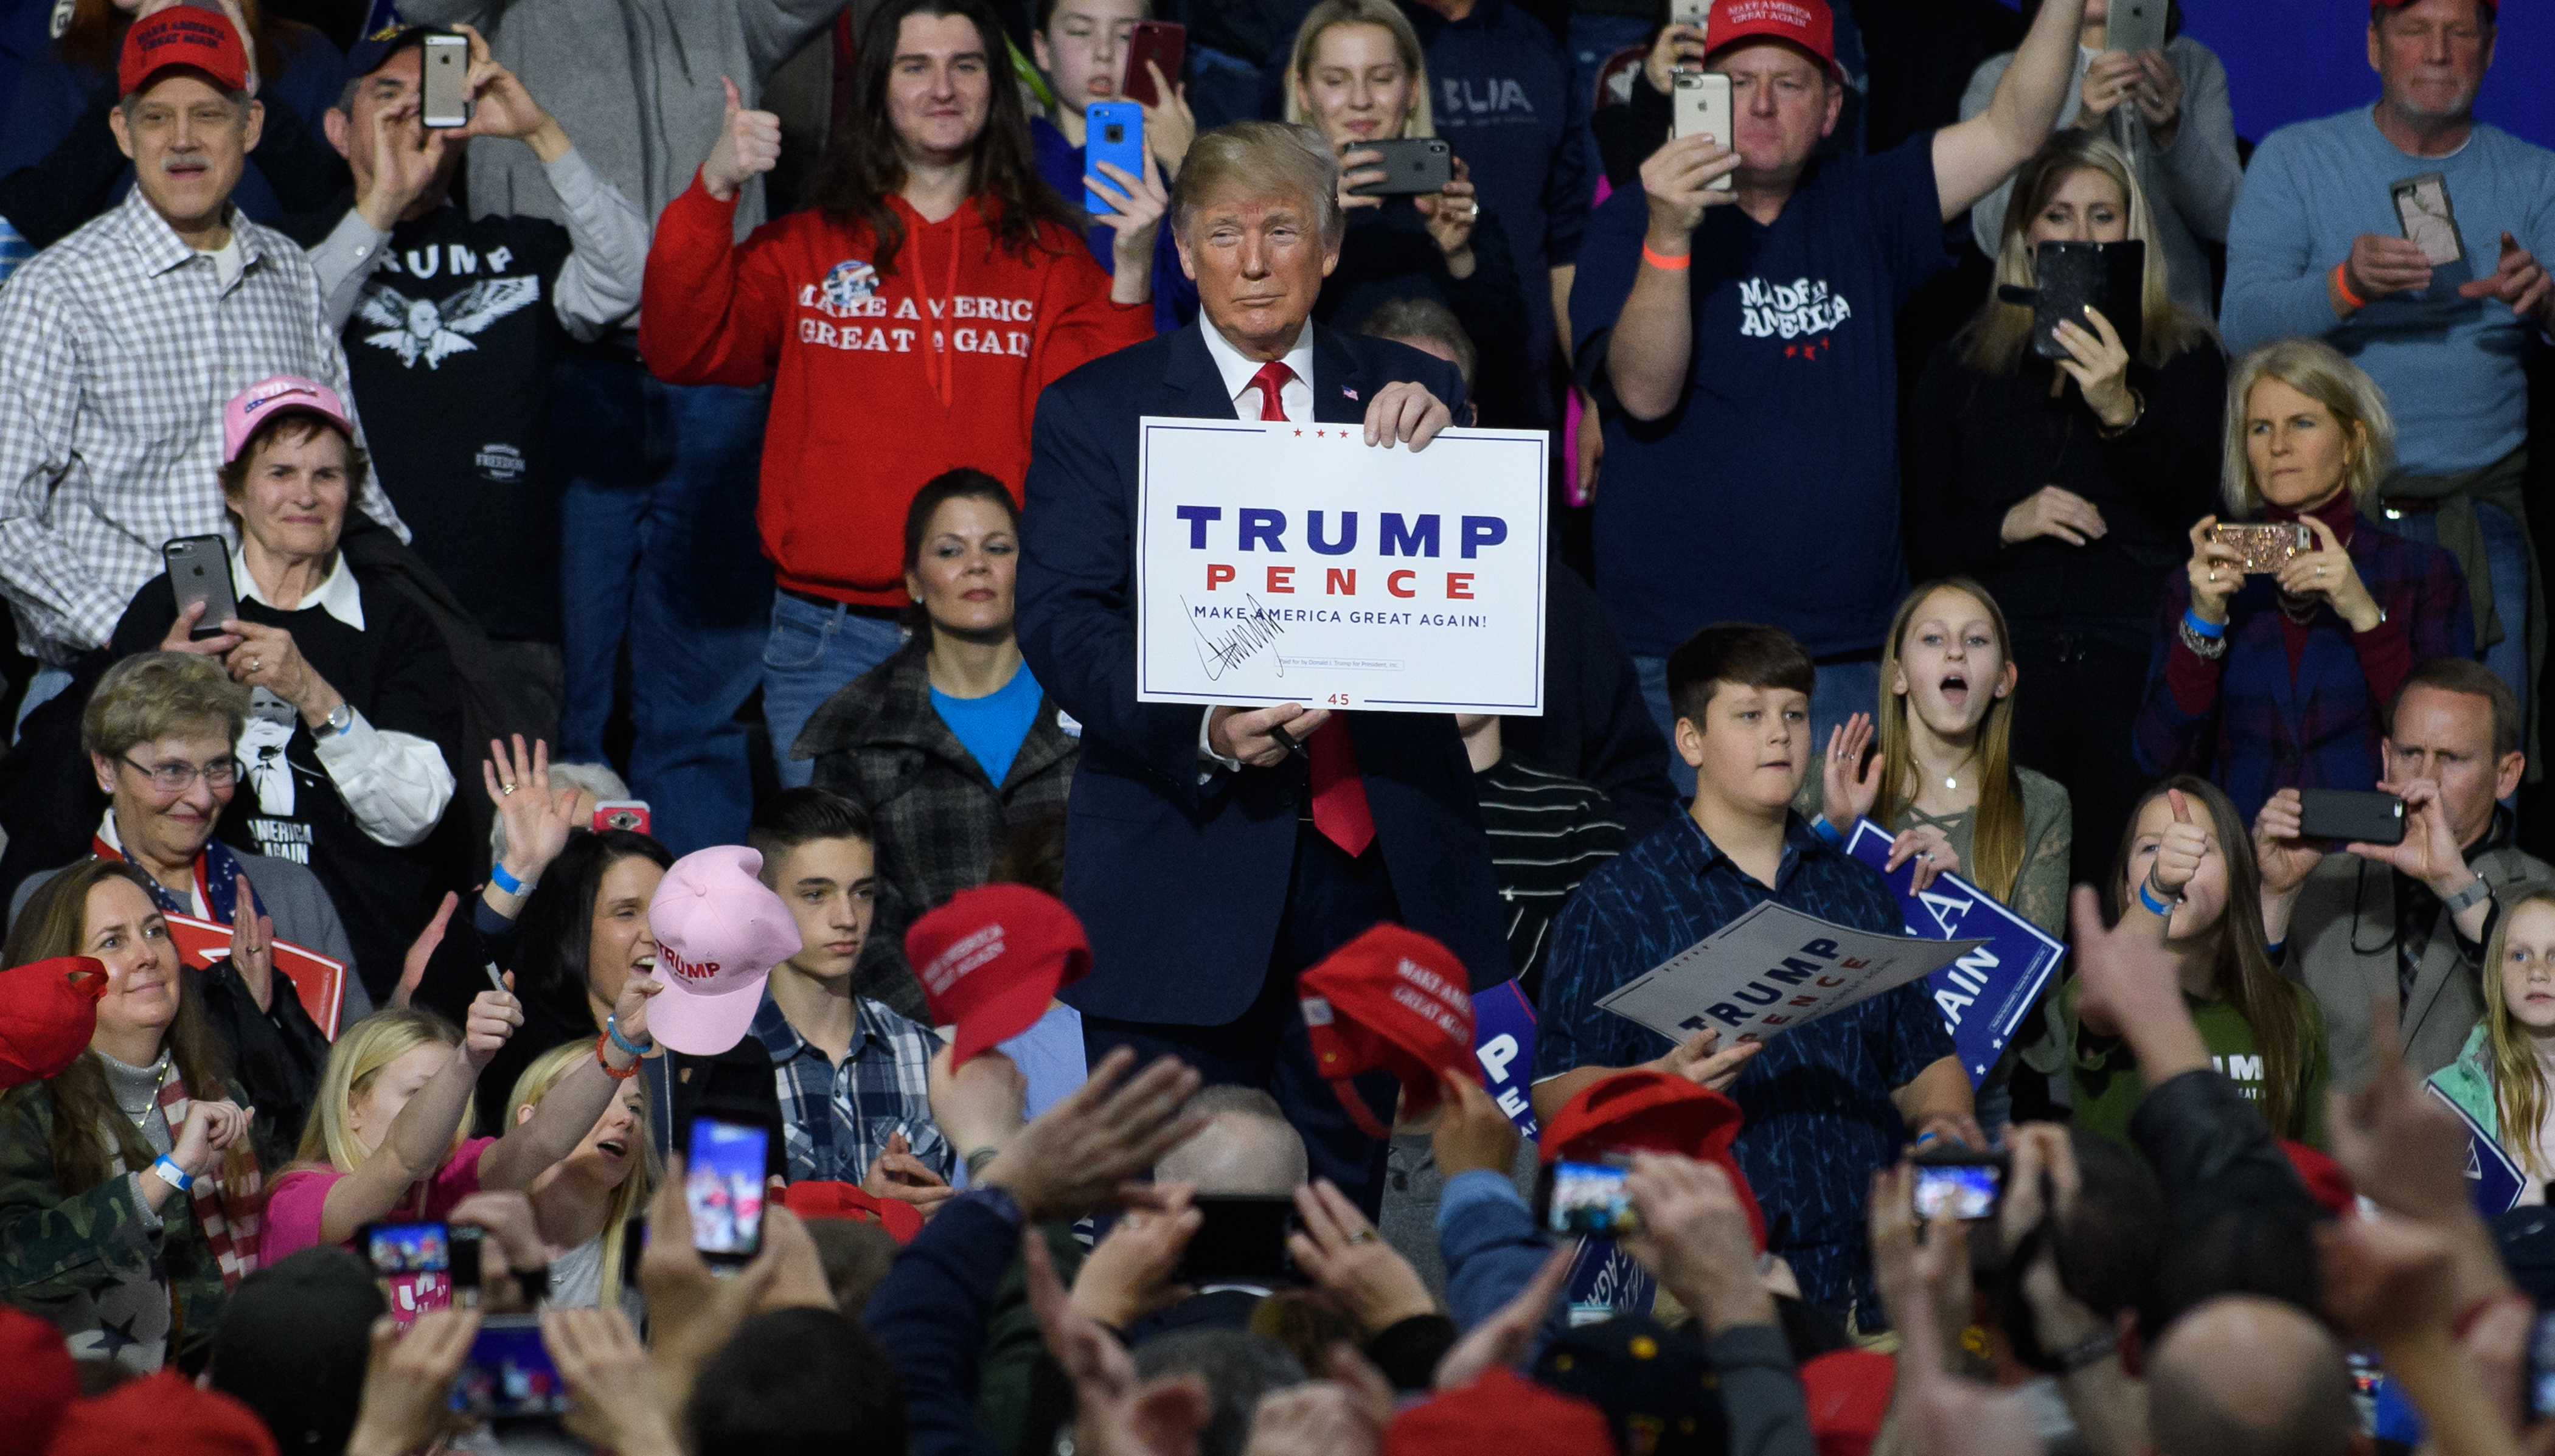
[397, 0, 853, 238]
[1963, 38, 2244, 322]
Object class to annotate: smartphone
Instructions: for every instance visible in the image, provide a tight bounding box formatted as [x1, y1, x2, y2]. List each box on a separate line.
[1083, 101, 1145, 215]
[2296, 789, 2408, 847]
[448, 1225, 483, 1303]
[593, 800, 652, 835]
[1344, 136, 1453, 198]
[358, 1219, 450, 1278]
[2391, 172, 2464, 266]
[2104, 0, 2169, 55]
[1121, 20, 1185, 108]
[1536, 1156, 1639, 1238]
[450, 1314, 568, 1420]
[2210, 522, 2312, 574]
[686, 1115, 772, 1264]
[420, 32, 472, 130]
[164, 535, 239, 640]
[1911, 1152, 2008, 1221]
[2025, 239, 2145, 362]
[1173, 1196, 1300, 1284]
[1671, 73, 1734, 192]
[1669, 0, 1713, 28]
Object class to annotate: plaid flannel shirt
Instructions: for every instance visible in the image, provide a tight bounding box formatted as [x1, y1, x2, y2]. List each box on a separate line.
[0, 189, 406, 663]
[753, 992, 954, 1186]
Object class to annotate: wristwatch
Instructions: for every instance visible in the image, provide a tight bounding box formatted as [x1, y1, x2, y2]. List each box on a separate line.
[311, 701, 355, 740]
[2442, 875, 2492, 915]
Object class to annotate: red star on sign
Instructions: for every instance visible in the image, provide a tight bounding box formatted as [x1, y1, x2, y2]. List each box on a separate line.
[1783, 345, 1798, 358]
[1294, 429, 1303, 436]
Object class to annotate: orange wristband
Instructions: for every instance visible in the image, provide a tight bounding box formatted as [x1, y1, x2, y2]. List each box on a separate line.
[2331, 260, 2367, 312]
[1641, 243, 1693, 272]
[596, 1032, 641, 1080]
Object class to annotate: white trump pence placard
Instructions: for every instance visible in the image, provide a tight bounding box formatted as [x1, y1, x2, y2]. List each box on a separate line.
[1135, 418, 1548, 715]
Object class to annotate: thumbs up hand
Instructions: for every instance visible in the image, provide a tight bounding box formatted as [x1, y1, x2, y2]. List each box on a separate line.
[701, 75, 783, 203]
[2147, 786, 2211, 901]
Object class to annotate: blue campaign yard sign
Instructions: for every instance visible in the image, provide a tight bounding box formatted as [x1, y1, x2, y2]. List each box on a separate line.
[1473, 977, 1542, 1137]
[2427, 1084, 2528, 1216]
[1844, 819, 2067, 1087]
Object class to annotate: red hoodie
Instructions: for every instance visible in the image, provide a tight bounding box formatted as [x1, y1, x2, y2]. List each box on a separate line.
[641, 176, 1152, 606]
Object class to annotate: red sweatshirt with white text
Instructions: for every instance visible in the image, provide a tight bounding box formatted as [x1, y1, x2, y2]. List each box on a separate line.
[641, 176, 1151, 605]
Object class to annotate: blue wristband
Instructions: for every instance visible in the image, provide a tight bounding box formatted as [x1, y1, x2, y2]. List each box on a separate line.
[151, 1155, 193, 1193]
[606, 1013, 649, 1059]
[1809, 816, 1844, 847]
[489, 861, 530, 896]
[2181, 609, 2226, 640]
[2136, 878, 2176, 917]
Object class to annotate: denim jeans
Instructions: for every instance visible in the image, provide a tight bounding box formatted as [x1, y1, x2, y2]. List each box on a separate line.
[761, 592, 908, 789]
[2378, 499, 2532, 754]
[552, 352, 773, 856]
[1633, 654, 1882, 805]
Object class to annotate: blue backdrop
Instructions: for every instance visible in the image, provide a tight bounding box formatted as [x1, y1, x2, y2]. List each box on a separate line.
[1992, 1, 2554, 151]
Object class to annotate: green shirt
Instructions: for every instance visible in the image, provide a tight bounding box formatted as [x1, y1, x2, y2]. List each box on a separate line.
[2060, 973, 2331, 1149]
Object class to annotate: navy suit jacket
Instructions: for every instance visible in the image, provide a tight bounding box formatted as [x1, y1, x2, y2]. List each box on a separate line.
[1018, 319, 1509, 1027]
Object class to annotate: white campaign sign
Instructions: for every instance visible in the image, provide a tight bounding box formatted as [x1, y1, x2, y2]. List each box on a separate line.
[1134, 418, 1548, 715]
[1596, 901, 1987, 1047]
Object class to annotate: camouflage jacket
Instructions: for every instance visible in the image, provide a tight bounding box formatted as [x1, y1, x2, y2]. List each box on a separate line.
[0, 1083, 231, 1365]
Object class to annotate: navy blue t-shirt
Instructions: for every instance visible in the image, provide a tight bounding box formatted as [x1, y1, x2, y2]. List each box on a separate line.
[1572, 133, 1950, 659]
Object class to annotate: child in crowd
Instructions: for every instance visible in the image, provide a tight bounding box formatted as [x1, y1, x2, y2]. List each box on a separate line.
[1027, 0, 1196, 331]
[1815, 577, 2073, 1128]
[2429, 889, 2555, 1204]
[504, 1040, 653, 1316]
[2063, 775, 2327, 1146]
[262, 963, 659, 1319]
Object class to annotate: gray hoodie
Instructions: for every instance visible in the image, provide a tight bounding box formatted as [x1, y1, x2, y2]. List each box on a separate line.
[396, 0, 850, 235]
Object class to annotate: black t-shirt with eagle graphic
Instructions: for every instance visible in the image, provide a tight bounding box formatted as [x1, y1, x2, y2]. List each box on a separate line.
[342, 204, 572, 644]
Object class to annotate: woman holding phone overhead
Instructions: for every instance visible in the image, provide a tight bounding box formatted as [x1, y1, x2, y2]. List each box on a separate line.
[641, 0, 1162, 794]
[2132, 340, 2472, 826]
[1904, 132, 2220, 878]
[1281, 0, 1527, 424]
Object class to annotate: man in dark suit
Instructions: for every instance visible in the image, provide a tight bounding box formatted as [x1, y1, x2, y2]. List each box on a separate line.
[1018, 121, 1509, 1208]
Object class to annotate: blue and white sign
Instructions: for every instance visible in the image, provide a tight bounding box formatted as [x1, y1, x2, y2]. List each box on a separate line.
[2427, 1084, 2528, 1216]
[1472, 978, 1541, 1137]
[1843, 819, 2067, 1087]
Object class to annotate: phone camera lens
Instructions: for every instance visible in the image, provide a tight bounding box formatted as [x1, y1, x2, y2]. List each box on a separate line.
[1105, 125, 1124, 143]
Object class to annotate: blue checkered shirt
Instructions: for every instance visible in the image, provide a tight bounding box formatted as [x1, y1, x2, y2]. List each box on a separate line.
[753, 994, 954, 1186]
[1535, 812, 1958, 1317]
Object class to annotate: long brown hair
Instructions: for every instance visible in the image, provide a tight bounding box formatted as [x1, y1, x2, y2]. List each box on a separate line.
[57, 0, 287, 91]
[1874, 579, 2028, 901]
[2105, 777, 2315, 1137]
[1, 859, 240, 1194]
[1961, 131, 2212, 375]
[808, 0, 1080, 277]
[2481, 889, 2555, 1176]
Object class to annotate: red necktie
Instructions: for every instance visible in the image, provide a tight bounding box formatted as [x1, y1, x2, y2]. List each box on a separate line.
[1245, 359, 1375, 856]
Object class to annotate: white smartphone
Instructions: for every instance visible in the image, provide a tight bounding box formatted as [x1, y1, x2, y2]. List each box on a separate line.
[2105, 0, 2169, 55]
[1672, 71, 1734, 192]
[420, 33, 472, 130]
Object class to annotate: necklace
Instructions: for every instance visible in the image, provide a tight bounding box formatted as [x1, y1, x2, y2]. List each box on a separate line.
[110, 1053, 172, 1126]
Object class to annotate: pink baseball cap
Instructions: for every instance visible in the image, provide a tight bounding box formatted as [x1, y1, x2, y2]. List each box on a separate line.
[223, 376, 354, 465]
[647, 846, 802, 1056]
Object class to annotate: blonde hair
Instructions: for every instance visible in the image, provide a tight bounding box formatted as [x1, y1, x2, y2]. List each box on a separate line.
[1962, 133, 2211, 374]
[291, 1007, 473, 1178]
[2221, 339, 2396, 519]
[1875, 580, 2029, 903]
[2483, 889, 2555, 1177]
[1282, 0, 1434, 138]
[1172, 121, 1345, 246]
[507, 1041, 655, 1309]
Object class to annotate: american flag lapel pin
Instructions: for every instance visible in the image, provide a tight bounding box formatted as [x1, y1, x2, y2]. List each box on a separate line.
[1343, 386, 1358, 400]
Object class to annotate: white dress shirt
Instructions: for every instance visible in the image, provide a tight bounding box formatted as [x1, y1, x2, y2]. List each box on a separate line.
[1194, 319, 1322, 771]
[231, 546, 458, 849]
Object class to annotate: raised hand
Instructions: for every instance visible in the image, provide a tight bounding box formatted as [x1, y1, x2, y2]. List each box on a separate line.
[1288, 1178, 1434, 1336]
[1335, 143, 1388, 211]
[1086, 143, 1169, 296]
[2129, 48, 2185, 140]
[1641, 22, 1708, 94]
[543, 1307, 680, 1456]
[2272, 515, 2382, 633]
[2053, 303, 2135, 428]
[226, 873, 277, 1013]
[485, 735, 580, 893]
[1619, 1154, 1773, 1336]
[1819, 712, 1883, 831]
[156, 598, 240, 656]
[224, 620, 339, 725]
[1136, 62, 1195, 179]
[2251, 789, 2324, 898]
[2352, 778, 2470, 895]
[344, 1309, 479, 1456]
[2146, 787, 2208, 899]
[436, 23, 560, 154]
[1638, 131, 1739, 243]
[701, 75, 782, 202]
[464, 982, 525, 1068]
[976, 1047, 1208, 1222]
[1071, 1184, 1200, 1328]
[1027, 1228, 1213, 1456]
[1413, 155, 1479, 268]
[1430, 1069, 1522, 1179]
[354, 98, 447, 234]
[926, 1043, 1027, 1161]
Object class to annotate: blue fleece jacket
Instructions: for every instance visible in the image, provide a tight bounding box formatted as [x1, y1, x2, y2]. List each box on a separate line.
[863, 1193, 1017, 1456]
[2222, 106, 2555, 476]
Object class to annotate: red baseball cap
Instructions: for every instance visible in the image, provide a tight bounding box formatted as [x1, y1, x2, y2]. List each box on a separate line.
[118, 7, 252, 98]
[0, 1308, 76, 1456]
[1705, 0, 1840, 72]
[2281, 1139, 2357, 1218]
[1801, 1349, 1895, 1456]
[1384, 1368, 1615, 1456]
[782, 1180, 924, 1244]
[0, 957, 106, 1091]
[1298, 924, 1478, 1139]
[1540, 1069, 1765, 1252]
[905, 886, 1091, 1066]
[49, 1371, 278, 1456]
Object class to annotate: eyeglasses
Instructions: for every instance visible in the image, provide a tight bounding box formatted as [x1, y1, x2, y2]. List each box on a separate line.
[120, 754, 241, 792]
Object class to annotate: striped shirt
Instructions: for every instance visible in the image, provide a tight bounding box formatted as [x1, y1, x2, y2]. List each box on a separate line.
[0, 189, 405, 663]
[753, 993, 954, 1187]
[1475, 755, 1628, 999]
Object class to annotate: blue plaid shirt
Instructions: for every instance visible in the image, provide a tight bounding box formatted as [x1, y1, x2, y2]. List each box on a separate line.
[753, 994, 955, 1187]
[1535, 812, 1957, 1316]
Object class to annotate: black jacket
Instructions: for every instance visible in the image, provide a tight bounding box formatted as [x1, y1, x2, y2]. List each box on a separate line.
[1505, 562, 1677, 842]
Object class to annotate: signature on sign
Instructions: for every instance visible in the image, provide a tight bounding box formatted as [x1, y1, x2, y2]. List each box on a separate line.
[1184, 594, 1288, 678]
